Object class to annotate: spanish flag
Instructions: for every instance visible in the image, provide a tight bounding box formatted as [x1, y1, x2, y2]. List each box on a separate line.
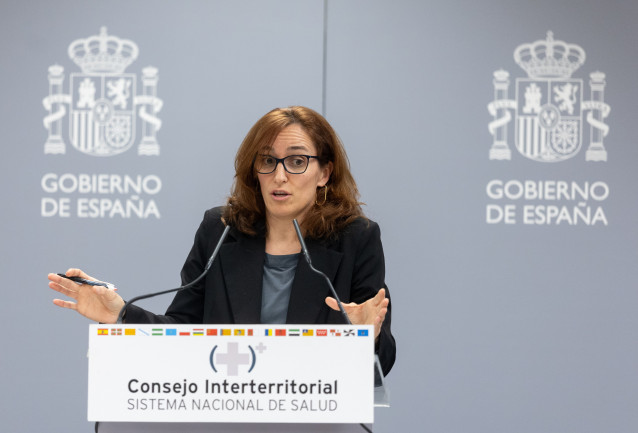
[98, 329, 108, 335]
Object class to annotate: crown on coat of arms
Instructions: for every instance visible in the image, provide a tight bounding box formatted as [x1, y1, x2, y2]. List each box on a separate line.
[67, 27, 139, 74]
[514, 31, 585, 79]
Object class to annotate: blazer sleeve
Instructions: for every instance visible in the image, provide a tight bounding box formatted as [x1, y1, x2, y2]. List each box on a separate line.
[347, 220, 396, 376]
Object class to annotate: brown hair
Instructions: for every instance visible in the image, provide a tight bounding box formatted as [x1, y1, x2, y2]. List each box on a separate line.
[223, 106, 364, 238]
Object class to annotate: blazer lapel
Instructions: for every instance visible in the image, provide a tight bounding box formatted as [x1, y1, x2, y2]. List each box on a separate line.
[220, 230, 265, 324]
[286, 241, 343, 324]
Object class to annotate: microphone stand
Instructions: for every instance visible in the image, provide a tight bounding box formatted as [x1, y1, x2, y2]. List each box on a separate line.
[293, 219, 388, 425]
[115, 225, 231, 324]
[292, 219, 351, 325]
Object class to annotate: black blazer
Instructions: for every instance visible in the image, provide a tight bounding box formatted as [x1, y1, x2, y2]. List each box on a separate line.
[126, 207, 396, 375]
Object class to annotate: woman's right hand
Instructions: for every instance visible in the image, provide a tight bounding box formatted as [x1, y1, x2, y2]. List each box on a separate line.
[48, 269, 125, 324]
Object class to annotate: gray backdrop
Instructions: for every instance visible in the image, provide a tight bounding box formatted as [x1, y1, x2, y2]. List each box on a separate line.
[1, 0, 637, 432]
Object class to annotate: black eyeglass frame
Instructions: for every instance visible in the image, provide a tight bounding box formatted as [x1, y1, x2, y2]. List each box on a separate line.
[255, 154, 320, 174]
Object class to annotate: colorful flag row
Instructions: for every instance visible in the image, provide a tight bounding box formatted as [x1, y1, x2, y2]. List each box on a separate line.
[97, 327, 370, 337]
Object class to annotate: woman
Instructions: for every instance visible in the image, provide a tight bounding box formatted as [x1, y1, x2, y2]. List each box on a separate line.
[48, 106, 395, 375]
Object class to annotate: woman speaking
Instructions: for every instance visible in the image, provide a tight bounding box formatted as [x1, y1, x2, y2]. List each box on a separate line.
[48, 106, 396, 376]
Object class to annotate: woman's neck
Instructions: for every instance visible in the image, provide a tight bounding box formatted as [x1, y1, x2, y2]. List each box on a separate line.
[265, 217, 302, 255]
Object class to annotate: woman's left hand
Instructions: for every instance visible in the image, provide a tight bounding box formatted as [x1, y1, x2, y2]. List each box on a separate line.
[325, 288, 388, 339]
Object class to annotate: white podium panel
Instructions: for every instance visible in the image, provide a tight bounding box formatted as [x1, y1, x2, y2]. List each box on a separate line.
[88, 325, 374, 424]
[97, 421, 370, 432]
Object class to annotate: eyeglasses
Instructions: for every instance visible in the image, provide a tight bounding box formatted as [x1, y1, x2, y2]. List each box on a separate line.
[255, 154, 319, 174]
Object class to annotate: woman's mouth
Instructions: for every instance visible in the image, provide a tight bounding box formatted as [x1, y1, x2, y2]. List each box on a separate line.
[271, 190, 290, 200]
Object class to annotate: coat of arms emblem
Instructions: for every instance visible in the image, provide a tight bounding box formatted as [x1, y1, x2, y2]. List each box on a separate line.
[43, 27, 162, 156]
[488, 32, 610, 162]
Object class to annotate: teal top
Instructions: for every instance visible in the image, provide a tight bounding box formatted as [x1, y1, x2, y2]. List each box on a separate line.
[260, 253, 300, 324]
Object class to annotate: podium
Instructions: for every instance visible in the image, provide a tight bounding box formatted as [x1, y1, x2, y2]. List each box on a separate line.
[89, 325, 388, 432]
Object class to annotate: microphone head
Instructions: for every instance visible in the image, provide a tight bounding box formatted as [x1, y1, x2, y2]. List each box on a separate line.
[292, 218, 314, 268]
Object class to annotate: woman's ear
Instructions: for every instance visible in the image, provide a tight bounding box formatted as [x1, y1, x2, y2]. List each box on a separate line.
[319, 161, 333, 186]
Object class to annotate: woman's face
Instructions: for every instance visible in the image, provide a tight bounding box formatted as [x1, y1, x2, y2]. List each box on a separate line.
[257, 124, 332, 225]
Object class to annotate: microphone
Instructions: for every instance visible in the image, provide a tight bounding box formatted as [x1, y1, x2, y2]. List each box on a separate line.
[292, 219, 351, 325]
[116, 225, 231, 324]
[293, 219, 387, 388]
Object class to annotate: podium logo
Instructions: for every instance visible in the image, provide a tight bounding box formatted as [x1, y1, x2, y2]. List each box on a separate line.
[43, 27, 163, 157]
[210, 342, 259, 376]
[488, 31, 610, 162]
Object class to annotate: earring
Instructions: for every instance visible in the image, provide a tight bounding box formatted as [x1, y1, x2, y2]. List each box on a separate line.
[315, 185, 328, 206]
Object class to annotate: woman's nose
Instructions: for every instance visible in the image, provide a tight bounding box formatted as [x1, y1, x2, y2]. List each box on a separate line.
[274, 161, 288, 182]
